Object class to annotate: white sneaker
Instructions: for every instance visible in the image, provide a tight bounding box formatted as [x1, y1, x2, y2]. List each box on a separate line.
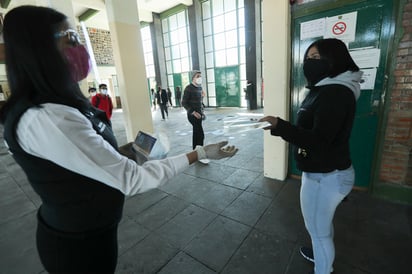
[199, 159, 210, 164]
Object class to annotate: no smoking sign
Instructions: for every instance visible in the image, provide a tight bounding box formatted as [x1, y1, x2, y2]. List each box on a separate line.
[333, 22, 347, 35]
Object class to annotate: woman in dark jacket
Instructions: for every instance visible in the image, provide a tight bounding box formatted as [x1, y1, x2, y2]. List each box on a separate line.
[260, 38, 362, 274]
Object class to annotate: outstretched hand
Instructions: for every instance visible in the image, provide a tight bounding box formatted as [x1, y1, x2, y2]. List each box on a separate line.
[196, 141, 238, 160]
[259, 116, 278, 130]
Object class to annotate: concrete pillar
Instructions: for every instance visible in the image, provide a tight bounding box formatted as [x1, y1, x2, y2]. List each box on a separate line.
[152, 13, 167, 88]
[106, 0, 153, 141]
[262, 1, 290, 180]
[244, 0, 261, 110]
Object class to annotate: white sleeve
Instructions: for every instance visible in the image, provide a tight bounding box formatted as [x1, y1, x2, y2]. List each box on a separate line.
[16, 103, 190, 195]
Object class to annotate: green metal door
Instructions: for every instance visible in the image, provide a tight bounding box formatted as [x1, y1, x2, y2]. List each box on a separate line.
[215, 66, 241, 107]
[291, 0, 394, 188]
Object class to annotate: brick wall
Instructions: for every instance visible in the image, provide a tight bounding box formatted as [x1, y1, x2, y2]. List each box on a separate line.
[380, 0, 412, 186]
[78, 27, 115, 66]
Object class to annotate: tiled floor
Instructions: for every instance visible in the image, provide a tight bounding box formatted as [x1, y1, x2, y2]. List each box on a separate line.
[0, 106, 411, 274]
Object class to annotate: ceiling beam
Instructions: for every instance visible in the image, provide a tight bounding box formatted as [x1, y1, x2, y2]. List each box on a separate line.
[78, 8, 99, 22]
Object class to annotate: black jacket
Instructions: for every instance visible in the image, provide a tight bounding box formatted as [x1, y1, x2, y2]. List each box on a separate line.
[271, 84, 356, 173]
[3, 101, 125, 232]
[182, 83, 203, 114]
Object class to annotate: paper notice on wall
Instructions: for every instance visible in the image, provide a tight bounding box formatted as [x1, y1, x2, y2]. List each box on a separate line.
[360, 68, 377, 90]
[325, 11, 357, 42]
[350, 48, 381, 68]
[300, 18, 326, 40]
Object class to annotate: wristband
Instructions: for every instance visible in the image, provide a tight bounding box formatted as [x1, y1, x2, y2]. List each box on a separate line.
[195, 145, 206, 160]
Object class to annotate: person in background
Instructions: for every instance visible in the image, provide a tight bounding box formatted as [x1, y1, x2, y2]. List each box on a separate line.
[91, 83, 113, 122]
[260, 38, 362, 274]
[182, 70, 209, 164]
[150, 88, 156, 110]
[88, 87, 96, 102]
[167, 87, 173, 107]
[159, 85, 169, 121]
[175, 86, 182, 108]
[0, 6, 238, 273]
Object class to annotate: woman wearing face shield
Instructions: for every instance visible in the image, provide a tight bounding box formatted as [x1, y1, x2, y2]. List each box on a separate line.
[0, 6, 238, 273]
[260, 38, 362, 274]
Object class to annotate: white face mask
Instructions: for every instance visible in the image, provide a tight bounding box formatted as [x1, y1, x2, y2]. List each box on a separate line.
[195, 77, 202, 86]
[101, 89, 108, 95]
[90, 92, 96, 96]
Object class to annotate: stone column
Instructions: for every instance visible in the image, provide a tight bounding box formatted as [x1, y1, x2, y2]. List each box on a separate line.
[106, 0, 153, 141]
[262, 1, 290, 180]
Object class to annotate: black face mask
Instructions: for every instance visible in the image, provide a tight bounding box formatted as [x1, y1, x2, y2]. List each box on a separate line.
[303, 59, 330, 86]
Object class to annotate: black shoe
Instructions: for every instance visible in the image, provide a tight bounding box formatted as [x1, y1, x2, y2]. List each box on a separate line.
[300, 246, 314, 263]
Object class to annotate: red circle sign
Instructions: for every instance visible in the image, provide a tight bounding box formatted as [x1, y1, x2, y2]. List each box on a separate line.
[332, 22, 347, 35]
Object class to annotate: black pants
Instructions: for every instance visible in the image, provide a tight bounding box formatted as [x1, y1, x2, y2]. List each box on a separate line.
[160, 103, 168, 119]
[188, 113, 204, 149]
[36, 213, 118, 273]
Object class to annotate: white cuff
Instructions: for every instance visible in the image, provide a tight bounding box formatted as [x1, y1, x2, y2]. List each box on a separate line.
[195, 145, 206, 160]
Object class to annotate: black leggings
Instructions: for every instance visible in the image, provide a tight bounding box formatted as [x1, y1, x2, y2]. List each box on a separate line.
[188, 113, 204, 149]
[36, 213, 118, 273]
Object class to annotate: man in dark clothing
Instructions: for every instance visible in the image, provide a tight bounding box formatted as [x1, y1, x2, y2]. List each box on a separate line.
[158, 87, 169, 120]
[175, 86, 182, 107]
[182, 70, 209, 164]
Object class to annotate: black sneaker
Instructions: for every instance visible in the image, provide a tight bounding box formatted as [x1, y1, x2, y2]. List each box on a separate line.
[300, 246, 314, 263]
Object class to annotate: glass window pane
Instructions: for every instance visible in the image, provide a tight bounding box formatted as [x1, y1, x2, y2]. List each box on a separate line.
[226, 30, 238, 48]
[172, 44, 180, 58]
[225, 11, 237, 31]
[170, 30, 179, 45]
[178, 27, 187, 43]
[173, 59, 182, 73]
[215, 50, 226, 67]
[238, 0, 244, 8]
[180, 43, 188, 57]
[181, 57, 190, 72]
[169, 14, 177, 30]
[162, 19, 168, 33]
[224, 0, 236, 12]
[204, 36, 213, 52]
[208, 83, 216, 96]
[213, 15, 225, 33]
[202, 1, 211, 19]
[226, 48, 238, 65]
[148, 65, 155, 77]
[166, 60, 173, 73]
[163, 33, 170, 47]
[203, 19, 212, 36]
[165, 47, 171, 61]
[238, 8, 245, 28]
[240, 46, 246, 64]
[214, 0, 224, 15]
[240, 64, 247, 80]
[168, 75, 174, 86]
[177, 11, 186, 28]
[141, 26, 150, 40]
[238, 27, 245, 46]
[207, 68, 215, 82]
[209, 96, 217, 106]
[206, 52, 214, 68]
[214, 32, 225, 50]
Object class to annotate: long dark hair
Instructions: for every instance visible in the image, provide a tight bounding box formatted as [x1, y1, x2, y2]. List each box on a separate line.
[0, 5, 90, 123]
[304, 38, 359, 78]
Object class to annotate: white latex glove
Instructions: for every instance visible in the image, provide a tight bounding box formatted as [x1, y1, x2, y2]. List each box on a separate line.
[195, 141, 238, 160]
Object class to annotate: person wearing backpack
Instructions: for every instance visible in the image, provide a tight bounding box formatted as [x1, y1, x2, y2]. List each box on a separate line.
[92, 83, 113, 123]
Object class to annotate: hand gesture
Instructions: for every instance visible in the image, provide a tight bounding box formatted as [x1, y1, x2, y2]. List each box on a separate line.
[259, 116, 278, 129]
[196, 141, 238, 160]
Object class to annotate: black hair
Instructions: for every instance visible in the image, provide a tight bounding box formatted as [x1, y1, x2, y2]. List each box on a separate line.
[99, 84, 107, 89]
[88, 87, 96, 92]
[304, 38, 359, 77]
[0, 5, 90, 123]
